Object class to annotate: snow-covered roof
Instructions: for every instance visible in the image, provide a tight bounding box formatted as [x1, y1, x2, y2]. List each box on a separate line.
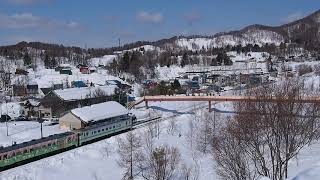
[27, 99, 41, 107]
[71, 101, 128, 123]
[53, 85, 117, 101]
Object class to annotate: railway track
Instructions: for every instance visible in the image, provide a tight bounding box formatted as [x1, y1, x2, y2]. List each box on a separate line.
[133, 102, 210, 129]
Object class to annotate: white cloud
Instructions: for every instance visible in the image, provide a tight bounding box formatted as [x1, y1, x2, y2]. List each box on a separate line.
[6, 0, 49, 5]
[136, 11, 163, 24]
[282, 12, 304, 23]
[0, 13, 80, 29]
[66, 21, 80, 28]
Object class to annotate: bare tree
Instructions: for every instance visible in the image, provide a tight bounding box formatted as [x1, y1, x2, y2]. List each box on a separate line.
[117, 131, 142, 180]
[138, 145, 181, 180]
[91, 88, 107, 98]
[213, 80, 320, 180]
[167, 118, 178, 136]
[195, 111, 215, 154]
[179, 162, 200, 180]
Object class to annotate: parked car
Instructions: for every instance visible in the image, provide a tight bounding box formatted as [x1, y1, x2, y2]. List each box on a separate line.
[0, 115, 11, 122]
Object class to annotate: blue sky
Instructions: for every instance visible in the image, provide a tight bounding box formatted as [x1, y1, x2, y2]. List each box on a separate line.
[0, 0, 319, 48]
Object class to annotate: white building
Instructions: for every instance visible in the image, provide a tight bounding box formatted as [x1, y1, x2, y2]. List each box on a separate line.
[59, 101, 128, 130]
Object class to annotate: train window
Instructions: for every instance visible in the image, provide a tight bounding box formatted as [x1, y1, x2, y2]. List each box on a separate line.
[126, 121, 128, 125]
[67, 137, 71, 142]
[3, 154, 7, 159]
[98, 130, 100, 133]
[102, 129, 104, 131]
[48, 143, 51, 147]
[113, 126, 115, 129]
[106, 127, 108, 130]
[24, 149, 28, 153]
[11, 152, 15, 157]
[0, 156, 2, 160]
[30, 148, 33, 152]
[86, 132, 89, 136]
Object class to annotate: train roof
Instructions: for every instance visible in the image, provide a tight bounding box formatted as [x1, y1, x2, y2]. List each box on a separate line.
[0, 132, 75, 154]
[75, 114, 132, 132]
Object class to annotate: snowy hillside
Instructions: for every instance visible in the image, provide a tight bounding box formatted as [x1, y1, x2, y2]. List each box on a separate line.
[176, 30, 284, 50]
[89, 55, 117, 67]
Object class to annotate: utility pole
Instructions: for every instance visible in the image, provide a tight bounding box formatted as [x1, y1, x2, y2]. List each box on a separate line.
[5, 99, 8, 136]
[38, 110, 44, 138]
[130, 137, 133, 180]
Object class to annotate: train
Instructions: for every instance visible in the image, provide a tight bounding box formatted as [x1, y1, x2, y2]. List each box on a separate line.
[0, 113, 136, 171]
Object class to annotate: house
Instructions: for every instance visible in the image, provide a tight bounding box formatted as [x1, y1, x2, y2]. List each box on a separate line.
[60, 69, 72, 75]
[41, 85, 118, 117]
[15, 69, 28, 76]
[72, 81, 87, 88]
[13, 85, 26, 96]
[40, 84, 64, 96]
[26, 84, 39, 95]
[55, 64, 71, 72]
[59, 101, 128, 130]
[79, 66, 89, 74]
[106, 80, 132, 92]
[21, 99, 52, 119]
[89, 67, 97, 73]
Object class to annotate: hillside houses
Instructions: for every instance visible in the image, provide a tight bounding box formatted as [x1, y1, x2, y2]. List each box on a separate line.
[41, 85, 118, 117]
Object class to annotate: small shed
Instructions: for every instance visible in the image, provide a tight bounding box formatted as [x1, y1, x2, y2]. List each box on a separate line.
[15, 69, 28, 76]
[60, 69, 72, 75]
[89, 67, 97, 73]
[72, 81, 87, 88]
[59, 101, 128, 130]
[26, 84, 39, 95]
[13, 85, 26, 96]
[79, 66, 89, 74]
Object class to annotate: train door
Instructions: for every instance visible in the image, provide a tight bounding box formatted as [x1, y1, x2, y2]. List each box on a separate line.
[57, 138, 65, 149]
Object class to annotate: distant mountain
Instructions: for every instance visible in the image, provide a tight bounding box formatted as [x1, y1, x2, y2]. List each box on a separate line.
[0, 9, 319, 59]
[175, 9, 320, 51]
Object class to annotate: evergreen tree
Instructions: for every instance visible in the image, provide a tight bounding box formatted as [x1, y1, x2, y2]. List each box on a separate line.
[211, 58, 218, 66]
[172, 79, 181, 90]
[119, 51, 130, 72]
[181, 52, 188, 67]
[23, 52, 32, 66]
[44, 54, 50, 69]
[216, 52, 224, 65]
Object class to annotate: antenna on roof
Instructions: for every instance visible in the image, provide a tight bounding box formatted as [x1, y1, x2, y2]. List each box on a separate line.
[118, 38, 121, 48]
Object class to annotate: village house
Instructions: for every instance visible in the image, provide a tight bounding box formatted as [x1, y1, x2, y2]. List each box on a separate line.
[21, 99, 52, 119]
[41, 85, 118, 118]
[59, 101, 129, 130]
[13, 85, 26, 96]
[26, 84, 39, 95]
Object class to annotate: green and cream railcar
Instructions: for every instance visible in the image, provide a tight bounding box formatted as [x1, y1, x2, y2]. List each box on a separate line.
[78, 115, 133, 145]
[0, 132, 78, 169]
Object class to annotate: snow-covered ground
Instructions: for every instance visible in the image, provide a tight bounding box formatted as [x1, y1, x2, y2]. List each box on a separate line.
[0, 89, 320, 179]
[0, 100, 220, 180]
[21, 67, 126, 89]
[89, 55, 117, 67]
[0, 102, 21, 119]
[0, 121, 66, 147]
